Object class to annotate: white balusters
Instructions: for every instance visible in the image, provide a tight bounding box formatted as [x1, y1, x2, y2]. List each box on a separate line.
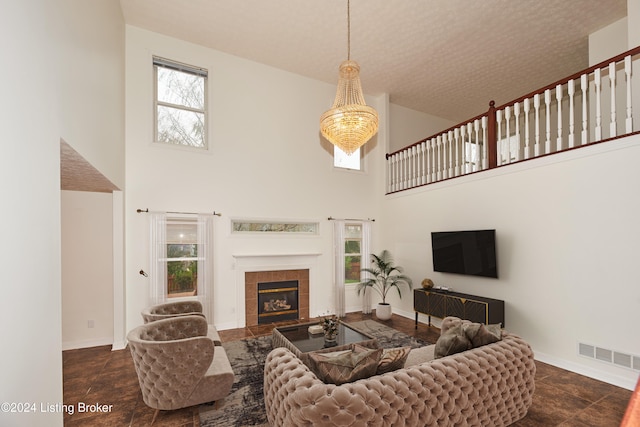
[568, 79, 575, 148]
[387, 50, 638, 194]
[544, 89, 551, 153]
[473, 119, 481, 171]
[466, 122, 473, 173]
[505, 107, 511, 164]
[420, 142, 427, 185]
[496, 109, 503, 166]
[481, 116, 488, 170]
[609, 62, 617, 138]
[514, 102, 521, 162]
[412, 146, 417, 188]
[524, 98, 531, 159]
[436, 135, 443, 181]
[595, 68, 602, 141]
[581, 74, 589, 145]
[431, 137, 437, 182]
[447, 131, 454, 178]
[454, 127, 461, 176]
[556, 84, 563, 152]
[534, 93, 541, 156]
[625, 55, 633, 133]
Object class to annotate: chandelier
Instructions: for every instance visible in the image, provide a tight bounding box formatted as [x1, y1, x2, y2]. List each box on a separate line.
[320, 0, 378, 156]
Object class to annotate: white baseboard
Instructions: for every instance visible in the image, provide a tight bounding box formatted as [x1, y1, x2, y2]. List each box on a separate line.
[62, 337, 114, 351]
[534, 350, 637, 391]
[111, 340, 127, 351]
[390, 308, 636, 390]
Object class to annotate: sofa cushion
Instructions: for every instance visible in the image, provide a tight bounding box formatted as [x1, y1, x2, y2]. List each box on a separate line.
[376, 346, 411, 374]
[434, 323, 472, 358]
[404, 344, 436, 367]
[464, 322, 502, 347]
[307, 345, 383, 385]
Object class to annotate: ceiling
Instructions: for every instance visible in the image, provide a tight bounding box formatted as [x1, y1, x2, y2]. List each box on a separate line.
[119, 0, 627, 122]
[60, 141, 119, 193]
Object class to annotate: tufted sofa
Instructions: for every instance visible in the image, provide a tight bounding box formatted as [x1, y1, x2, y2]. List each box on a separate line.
[127, 315, 234, 422]
[264, 330, 535, 426]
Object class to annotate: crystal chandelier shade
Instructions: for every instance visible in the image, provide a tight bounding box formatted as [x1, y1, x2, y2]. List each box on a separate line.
[320, 1, 378, 156]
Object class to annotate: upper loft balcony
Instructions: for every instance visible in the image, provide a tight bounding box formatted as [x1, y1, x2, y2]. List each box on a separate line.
[385, 46, 640, 194]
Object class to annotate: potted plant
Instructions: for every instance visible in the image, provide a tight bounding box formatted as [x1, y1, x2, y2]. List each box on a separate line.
[357, 250, 413, 320]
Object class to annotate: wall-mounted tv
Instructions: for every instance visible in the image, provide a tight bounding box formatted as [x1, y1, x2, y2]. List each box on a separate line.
[431, 229, 498, 278]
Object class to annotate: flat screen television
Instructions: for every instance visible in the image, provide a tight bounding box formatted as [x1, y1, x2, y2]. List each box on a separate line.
[431, 230, 498, 278]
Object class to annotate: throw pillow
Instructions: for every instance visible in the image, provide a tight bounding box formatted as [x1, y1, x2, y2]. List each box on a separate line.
[308, 346, 383, 385]
[439, 316, 463, 335]
[471, 323, 502, 347]
[376, 346, 412, 374]
[462, 322, 502, 347]
[434, 323, 472, 358]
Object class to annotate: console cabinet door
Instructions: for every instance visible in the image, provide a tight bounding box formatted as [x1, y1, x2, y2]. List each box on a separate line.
[446, 296, 465, 319]
[428, 292, 446, 318]
[414, 289, 429, 314]
[463, 299, 487, 324]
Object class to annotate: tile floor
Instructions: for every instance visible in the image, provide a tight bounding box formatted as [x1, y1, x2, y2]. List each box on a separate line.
[62, 312, 633, 426]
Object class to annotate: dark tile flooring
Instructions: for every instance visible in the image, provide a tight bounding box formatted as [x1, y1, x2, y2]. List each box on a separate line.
[63, 312, 633, 426]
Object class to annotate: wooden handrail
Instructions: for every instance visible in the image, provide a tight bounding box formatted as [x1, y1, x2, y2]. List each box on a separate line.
[386, 45, 640, 160]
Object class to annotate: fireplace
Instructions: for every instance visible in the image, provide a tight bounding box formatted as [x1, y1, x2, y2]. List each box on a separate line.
[257, 280, 299, 324]
[244, 269, 309, 327]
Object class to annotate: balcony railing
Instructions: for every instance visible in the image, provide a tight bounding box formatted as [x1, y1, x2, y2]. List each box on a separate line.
[386, 46, 640, 194]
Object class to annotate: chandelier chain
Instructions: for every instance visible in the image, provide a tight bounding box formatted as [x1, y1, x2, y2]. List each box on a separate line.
[347, 0, 351, 60]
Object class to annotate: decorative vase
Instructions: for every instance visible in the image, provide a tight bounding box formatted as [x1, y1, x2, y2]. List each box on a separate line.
[324, 331, 338, 343]
[376, 303, 392, 320]
[421, 278, 434, 290]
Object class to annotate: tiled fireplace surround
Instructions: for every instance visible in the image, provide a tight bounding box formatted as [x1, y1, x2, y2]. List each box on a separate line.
[234, 253, 319, 327]
[244, 269, 309, 326]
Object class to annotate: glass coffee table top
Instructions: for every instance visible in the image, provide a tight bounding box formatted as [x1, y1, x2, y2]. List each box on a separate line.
[274, 322, 375, 354]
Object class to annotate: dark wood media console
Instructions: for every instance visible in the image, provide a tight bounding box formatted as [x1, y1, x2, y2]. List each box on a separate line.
[414, 288, 505, 328]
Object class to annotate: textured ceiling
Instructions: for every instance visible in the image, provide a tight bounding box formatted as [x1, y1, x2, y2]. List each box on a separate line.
[60, 141, 119, 193]
[119, 0, 627, 122]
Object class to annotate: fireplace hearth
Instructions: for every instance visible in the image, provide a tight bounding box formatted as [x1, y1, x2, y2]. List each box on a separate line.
[257, 280, 299, 324]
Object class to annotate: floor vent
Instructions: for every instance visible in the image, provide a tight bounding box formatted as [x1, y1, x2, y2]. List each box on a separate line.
[578, 342, 640, 372]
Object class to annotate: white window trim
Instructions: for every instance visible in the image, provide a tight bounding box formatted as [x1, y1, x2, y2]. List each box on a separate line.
[153, 56, 209, 150]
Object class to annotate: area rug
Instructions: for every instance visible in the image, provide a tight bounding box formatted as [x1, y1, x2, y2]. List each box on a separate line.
[199, 320, 433, 427]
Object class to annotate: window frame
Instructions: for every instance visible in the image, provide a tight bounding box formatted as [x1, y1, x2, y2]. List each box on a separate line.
[153, 56, 208, 150]
[165, 218, 199, 299]
[333, 145, 364, 171]
[343, 223, 363, 285]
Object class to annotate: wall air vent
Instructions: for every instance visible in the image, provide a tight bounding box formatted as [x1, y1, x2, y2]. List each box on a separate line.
[578, 342, 640, 372]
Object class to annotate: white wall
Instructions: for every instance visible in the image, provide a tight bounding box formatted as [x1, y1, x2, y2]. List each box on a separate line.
[588, 17, 628, 65]
[0, 2, 63, 426]
[630, 0, 640, 47]
[380, 135, 640, 389]
[61, 191, 114, 350]
[388, 103, 456, 153]
[124, 26, 389, 332]
[57, 0, 125, 189]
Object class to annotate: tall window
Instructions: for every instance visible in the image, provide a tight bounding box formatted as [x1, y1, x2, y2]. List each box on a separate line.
[344, 224, 362, 283]
[153, 57, 208, 149]
[166, 219, 198, 297]
[334, 146, 362, 171]
[150, 213, 215, 319]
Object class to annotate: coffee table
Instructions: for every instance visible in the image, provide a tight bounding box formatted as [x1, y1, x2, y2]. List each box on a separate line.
[272, 321, 378, 360]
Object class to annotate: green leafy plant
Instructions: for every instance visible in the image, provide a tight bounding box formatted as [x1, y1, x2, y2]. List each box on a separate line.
[356, 250, 413, 304]
[320, 314, 339, 338]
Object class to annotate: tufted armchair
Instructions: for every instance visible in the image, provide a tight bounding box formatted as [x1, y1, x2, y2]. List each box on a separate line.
[264, 331, 535, 426]
[141, 300, 221, 345]
[127, 315, 234, 424]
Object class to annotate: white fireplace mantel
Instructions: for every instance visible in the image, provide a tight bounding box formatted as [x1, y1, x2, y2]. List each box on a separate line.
[232, 253, 322, 328]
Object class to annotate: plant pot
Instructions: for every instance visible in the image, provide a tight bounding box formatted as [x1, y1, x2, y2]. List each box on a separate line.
[375, 303, 392, 320]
